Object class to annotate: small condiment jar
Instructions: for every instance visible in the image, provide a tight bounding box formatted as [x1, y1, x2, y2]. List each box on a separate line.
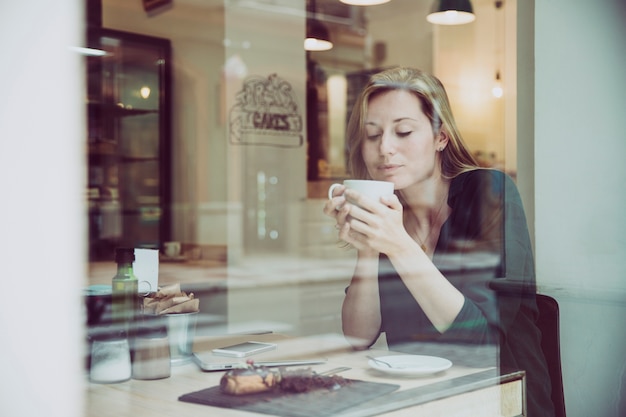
[89, 329, 131, 384]
[132, 322, 171, 380]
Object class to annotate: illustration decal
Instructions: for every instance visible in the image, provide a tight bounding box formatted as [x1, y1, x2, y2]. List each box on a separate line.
[229, 73, 303, 147]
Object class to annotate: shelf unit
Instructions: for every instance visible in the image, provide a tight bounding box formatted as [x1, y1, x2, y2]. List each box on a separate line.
[86, 28, 172, 261]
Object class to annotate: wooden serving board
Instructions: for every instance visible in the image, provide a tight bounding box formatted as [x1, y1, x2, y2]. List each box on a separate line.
[178, 379, 400, 417]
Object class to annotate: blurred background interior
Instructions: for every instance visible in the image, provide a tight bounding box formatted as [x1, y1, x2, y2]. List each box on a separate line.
[1, 1, 625, 416]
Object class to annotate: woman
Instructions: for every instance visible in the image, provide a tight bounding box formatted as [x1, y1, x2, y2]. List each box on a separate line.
[324, 67, 553, 416]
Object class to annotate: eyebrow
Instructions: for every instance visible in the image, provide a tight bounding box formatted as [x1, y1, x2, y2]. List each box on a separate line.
[365, 117, 418, 126]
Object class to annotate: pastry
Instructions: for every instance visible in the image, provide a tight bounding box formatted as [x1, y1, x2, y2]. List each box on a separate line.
[220, 363, 348, 395]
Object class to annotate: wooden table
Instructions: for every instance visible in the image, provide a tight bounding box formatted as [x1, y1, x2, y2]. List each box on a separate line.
[86, 333, 525, 417]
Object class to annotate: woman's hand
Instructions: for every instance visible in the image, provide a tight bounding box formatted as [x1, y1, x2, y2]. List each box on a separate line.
[337, 189, 411, 255]
[323, 184, 349, 230]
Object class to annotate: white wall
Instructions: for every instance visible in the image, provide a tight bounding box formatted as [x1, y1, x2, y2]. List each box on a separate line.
[0, 2, 84, 417]
[533, 1, 626, 416]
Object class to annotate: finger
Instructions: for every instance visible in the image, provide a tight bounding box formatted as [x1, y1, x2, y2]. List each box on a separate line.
[381, 193, 402, 210]
[345, 203, 378, 230]
[338, 223, 360, 245]
[337, 222, 350, 241]
[338, 222, 373, 252]
[334, 196, 347, 211]
[347, 213, 380, 243]
[323, 196, 345, 216]
[329, 184, 346, 199]
[343, 189, 380, 213]
[336, 202, 351, 223]
[322, 201, 336, 216]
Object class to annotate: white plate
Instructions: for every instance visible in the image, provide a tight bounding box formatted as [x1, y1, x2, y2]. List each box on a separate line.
[368, 355, 452, 376]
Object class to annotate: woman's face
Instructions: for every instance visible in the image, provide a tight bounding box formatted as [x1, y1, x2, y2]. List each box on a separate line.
[361, 89, 444, 190]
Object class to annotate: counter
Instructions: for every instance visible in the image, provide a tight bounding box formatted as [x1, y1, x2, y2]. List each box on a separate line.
[86, 333, 525, 417]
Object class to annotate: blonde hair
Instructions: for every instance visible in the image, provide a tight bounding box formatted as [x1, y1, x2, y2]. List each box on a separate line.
[346, 67, 478, 179]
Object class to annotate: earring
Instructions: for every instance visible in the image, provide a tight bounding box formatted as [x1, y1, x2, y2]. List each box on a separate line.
[438, 147, 444, 152]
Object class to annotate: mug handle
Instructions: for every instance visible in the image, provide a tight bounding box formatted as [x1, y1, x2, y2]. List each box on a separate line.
[328, 183, 343, 200]
[138, 280, 152, 297]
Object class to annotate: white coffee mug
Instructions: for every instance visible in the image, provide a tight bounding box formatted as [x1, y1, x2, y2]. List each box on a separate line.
[328, 179, 394, 202]
[163, 241, 181, 258]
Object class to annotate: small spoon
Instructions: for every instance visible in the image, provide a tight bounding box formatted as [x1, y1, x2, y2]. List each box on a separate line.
[318, 366, 351, 376]
[366, 355, 394, 368]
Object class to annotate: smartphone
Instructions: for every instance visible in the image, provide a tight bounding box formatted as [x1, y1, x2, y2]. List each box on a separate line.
[211, 341, 277, 358]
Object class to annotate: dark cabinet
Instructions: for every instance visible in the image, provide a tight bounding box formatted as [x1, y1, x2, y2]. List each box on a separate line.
[86, 28, 171, 261]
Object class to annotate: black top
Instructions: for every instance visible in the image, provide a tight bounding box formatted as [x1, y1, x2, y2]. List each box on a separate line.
[377, 169, 554, 417]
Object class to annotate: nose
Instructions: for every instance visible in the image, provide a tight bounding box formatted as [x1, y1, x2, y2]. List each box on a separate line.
[379, 131, 396, 155]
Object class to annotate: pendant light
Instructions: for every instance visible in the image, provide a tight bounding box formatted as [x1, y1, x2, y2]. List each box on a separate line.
[305, 0, 333, 51]
[339, 0, 391, 5]
[491, 0, 504, 98]
[305, 20, 333, 51]
[427, 0, 476, 25]
[492, 71, 503, 98]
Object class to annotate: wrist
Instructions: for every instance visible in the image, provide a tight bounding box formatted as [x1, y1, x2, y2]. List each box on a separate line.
[358, 248, 379, 259]
[387, 238, 427, 265]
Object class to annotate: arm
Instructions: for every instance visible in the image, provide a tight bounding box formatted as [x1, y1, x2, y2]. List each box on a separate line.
[324, 187, 383, 348]
[337, 190, 464, 335]
[386, 243, 465, 333]
[341, 251, 382, 349]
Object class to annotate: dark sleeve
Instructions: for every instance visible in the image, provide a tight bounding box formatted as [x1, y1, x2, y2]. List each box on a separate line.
[440, 297, 495, 344]
[492, 173, 538, 335]
[438, 170, 536, 343]
[379, 170, 537, 347]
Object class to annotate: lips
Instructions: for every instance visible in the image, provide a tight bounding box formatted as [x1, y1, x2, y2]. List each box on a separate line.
[379, 163, 402, 173]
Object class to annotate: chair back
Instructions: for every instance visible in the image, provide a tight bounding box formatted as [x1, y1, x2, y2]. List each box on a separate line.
[535, 294, 567, 417]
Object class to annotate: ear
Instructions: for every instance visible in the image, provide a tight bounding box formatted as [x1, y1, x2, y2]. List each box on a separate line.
[436, 130, 450, 152]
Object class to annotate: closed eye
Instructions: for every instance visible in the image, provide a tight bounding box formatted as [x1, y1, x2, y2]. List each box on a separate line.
[397, 131, 412, 138]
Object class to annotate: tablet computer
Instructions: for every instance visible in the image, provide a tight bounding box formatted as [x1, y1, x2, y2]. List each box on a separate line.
[191, 352, 327, 372]
[212, 341, 277, 357]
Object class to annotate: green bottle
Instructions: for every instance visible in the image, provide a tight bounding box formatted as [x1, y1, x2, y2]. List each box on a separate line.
[112, 248, 138, 328]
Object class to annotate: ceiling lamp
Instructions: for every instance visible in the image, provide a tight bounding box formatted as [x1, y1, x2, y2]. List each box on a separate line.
[427, 0, 476, 25]
[305, 0, 333, 51]
[491, 0, 504, 98]
[339, 0, 391, 5]
[305, 19, 333, 51]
